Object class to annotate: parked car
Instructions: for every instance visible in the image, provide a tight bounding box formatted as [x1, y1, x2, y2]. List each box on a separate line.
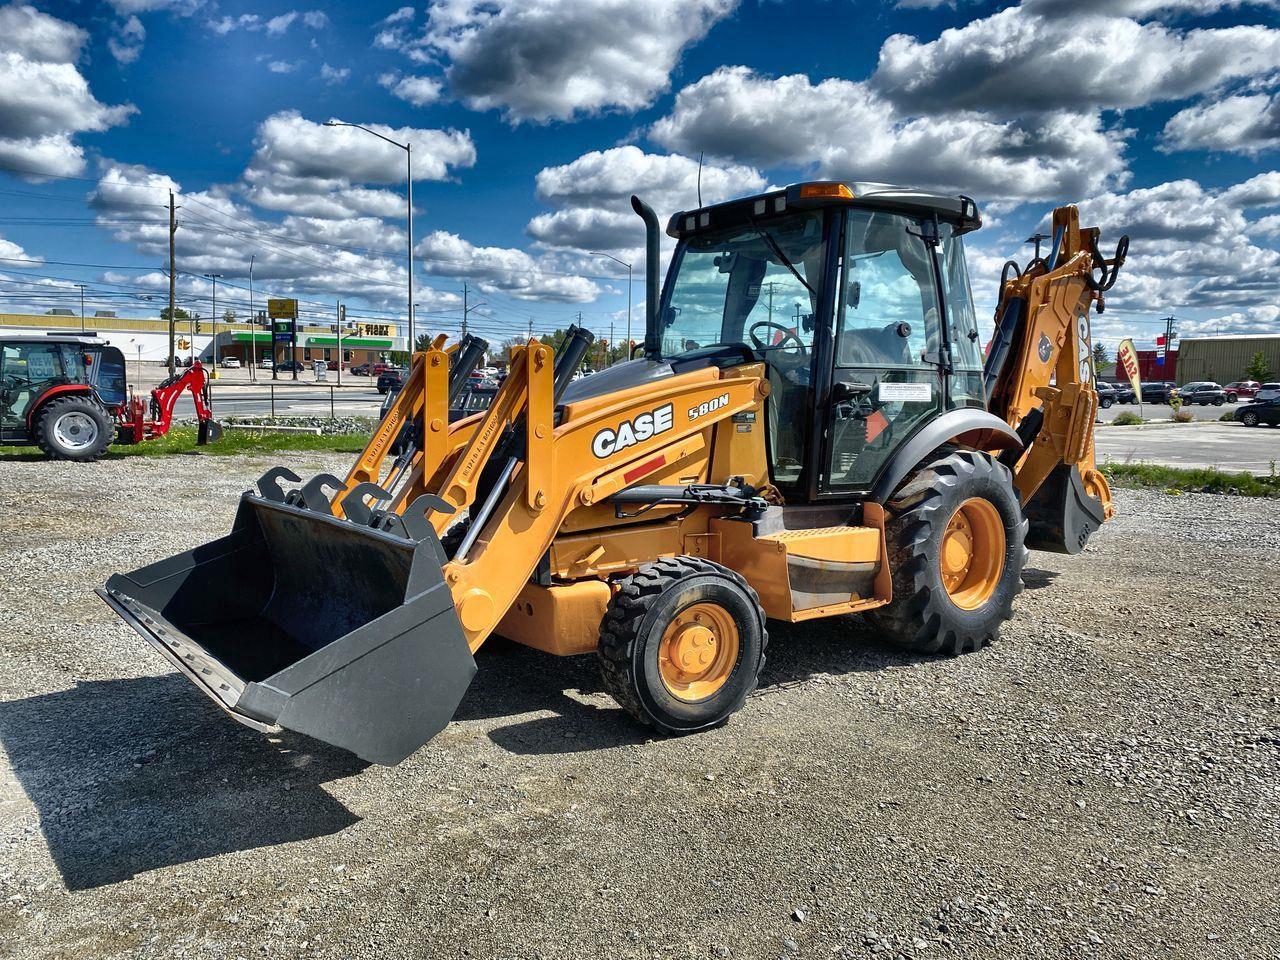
[1223, 380, 1259, 402]
[350, 363, 371, 376]
[276, 360, 305, 373]
[1177, 381, 1226, 406]
[376, 368, 406, 394]
[1235, 397, 1280, 427]
[1140, 381, 1176, 403]
[258, 356, 273, 369]
[1256, 382, 1280, 402]
[220, 356, 241, 368]
[371, 361, 393, 377]
[1095, 381, 1116, 408]
[1112, 382, 1136, 404]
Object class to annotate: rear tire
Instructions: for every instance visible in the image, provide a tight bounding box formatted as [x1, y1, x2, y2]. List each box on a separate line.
[1240, 411, 1260, 427]
[598, 557, 767, 734]
[35, 396, 113, 462]
[866, 450, 1027, 655]
[1099, 398, 1113, 409]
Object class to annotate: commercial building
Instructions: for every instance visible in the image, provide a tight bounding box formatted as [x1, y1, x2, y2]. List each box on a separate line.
[0, 311, 404, 366]
[1175, 334, 1280, 385]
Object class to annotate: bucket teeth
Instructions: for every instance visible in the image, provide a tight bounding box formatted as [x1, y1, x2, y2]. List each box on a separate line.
[255, 466, 302, 502]
[340, 482, 394, 526]
[289, 473, 346, 513]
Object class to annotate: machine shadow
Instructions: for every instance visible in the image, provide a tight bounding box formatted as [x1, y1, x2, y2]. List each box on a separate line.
[472, 615, 931, 756]
[0, 674, 365, 891]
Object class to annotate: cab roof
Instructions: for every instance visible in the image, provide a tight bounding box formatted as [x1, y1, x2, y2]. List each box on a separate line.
[667, 180, 982, 240]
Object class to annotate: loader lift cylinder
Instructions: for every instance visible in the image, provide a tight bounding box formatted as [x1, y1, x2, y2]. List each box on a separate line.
[454, 325, 595, 561]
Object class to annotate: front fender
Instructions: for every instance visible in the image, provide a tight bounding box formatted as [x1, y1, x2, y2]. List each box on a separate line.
[869, 409, 1021, 504]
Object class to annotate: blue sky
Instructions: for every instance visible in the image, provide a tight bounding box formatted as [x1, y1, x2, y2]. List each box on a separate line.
[1, 0, 1278, 351]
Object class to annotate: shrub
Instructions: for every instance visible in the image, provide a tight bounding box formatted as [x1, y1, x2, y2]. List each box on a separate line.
[1172, 409, 1194, 423]
[1112, 411, 1144, 426]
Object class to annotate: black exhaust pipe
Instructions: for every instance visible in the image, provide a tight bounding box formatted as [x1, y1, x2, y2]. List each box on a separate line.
[631, 195, 661, 360]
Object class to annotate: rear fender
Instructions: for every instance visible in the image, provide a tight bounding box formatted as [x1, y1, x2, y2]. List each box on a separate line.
[869, 409, 1022, 504]
[25, 384, 94, 430]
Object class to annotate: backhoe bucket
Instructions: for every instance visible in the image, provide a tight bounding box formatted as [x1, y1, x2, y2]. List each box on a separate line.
[97, 491, 474, 765]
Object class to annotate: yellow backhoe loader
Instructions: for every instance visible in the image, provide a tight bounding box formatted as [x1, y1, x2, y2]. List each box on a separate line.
[99, 182, 1127, 764]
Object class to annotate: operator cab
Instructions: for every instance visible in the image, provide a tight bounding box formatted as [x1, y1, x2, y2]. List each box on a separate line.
[656, 181, 987, 502]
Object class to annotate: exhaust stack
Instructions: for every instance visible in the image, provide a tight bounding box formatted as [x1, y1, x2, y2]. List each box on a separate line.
[631, 195, 661, 360]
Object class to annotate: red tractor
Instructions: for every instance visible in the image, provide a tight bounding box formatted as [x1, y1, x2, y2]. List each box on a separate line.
[0, 333, 221, 461]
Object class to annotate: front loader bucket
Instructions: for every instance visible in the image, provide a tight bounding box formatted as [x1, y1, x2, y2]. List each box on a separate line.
[97, 490, 475, 765]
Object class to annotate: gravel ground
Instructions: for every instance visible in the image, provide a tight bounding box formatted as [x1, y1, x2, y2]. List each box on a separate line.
[1, 453, 1277, 960]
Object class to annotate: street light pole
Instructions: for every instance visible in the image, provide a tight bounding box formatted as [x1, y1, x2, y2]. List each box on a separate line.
[205, 273, 223, 374]
[589, 251, 633, 356]
[323, 120, 415, 351]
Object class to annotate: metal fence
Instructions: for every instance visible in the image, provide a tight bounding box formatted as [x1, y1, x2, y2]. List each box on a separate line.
[204, 381, 386, 419]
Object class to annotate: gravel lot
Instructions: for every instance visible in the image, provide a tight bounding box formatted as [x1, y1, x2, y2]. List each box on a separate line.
[1, 452, 1277, 960]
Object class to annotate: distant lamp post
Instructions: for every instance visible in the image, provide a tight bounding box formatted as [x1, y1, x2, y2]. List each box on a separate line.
[248, 255, 257, 381]
[323, 120, 415, 350]
[589, 252, 633, 356]
[204, 273, 223, 376]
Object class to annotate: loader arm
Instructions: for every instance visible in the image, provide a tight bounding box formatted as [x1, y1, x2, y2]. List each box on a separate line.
[983, 205, 1128, 550]
[439, 348, 768, 651]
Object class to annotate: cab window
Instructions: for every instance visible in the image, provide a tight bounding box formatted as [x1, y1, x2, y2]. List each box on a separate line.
[836, 210, 941, 368]
[938, 223, 985, 409]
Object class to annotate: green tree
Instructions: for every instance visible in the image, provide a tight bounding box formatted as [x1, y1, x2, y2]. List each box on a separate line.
[1244, 351, 1273, 382]
[160, 306, 192, 321]
[1092, 342, 1110, 366]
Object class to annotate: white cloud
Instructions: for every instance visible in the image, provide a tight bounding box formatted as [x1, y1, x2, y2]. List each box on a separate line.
[242, 111, 475, 219]
[1070, 176, 1280, 316]
[527, 145, 765, 254]
[1221, 171, 1280, 208]
[1160, 93, 1280, 155]
[873, 6, 1280, 116]
[382, 6, 415, 24]
[650, 67, 1129, 203]
[379, 72, 444, 107]
[410, 0, 737, 123]
[320, 63, 350, 84]
[0, 3, 88, 62]
[416, 231, 600, 302]
[267, 60, 299, 74]
[266, 12, 298, 35]
[106, 0, 202, 15]
[302, 10, 329, 29]
[108, 15, 146, 65]
[0, 4, 136, 177]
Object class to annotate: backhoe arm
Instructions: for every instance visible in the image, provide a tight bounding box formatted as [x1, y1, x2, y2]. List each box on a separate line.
[984, 205, 1128, 551]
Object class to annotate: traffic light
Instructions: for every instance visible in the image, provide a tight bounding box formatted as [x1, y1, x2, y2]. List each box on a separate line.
[195, 319, 202, 335]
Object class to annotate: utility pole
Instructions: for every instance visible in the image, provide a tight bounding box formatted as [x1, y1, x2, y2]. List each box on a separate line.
[168, 190, 177, 375]
[337, 302, 345, 387]
[74, 284, 87, 332]
[527, 316, 534, 343]
[765, 281, 778, 323]
[205, 274, 223, 375]
[248, 254, 256, 381]
[462, 282, 468, 337]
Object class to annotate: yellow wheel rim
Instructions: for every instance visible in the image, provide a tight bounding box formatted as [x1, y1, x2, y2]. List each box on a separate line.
[658, 602, 740, 702]
[940, 497, 1006, 611]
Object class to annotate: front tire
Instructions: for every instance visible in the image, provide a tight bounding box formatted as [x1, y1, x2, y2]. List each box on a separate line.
[1240, 411, 1260, 427]
[598, 557, 767, 734]
[866, 451, 1027, 655]
[35, 396, 113, 462]
[1099, 397, 1113, 409]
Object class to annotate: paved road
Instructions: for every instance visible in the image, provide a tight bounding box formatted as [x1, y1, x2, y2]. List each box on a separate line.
[1096, 420, 1280, 473]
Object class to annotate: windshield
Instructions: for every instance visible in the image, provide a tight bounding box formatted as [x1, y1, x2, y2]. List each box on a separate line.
[660, 211, 827, 359]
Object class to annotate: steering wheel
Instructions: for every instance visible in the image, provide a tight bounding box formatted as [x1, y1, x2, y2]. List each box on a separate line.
[748, 320, 806, 354]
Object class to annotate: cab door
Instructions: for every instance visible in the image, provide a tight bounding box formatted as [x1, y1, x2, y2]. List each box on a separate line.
[1, 342, 66, 440]
[820, 209, 945, 493]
